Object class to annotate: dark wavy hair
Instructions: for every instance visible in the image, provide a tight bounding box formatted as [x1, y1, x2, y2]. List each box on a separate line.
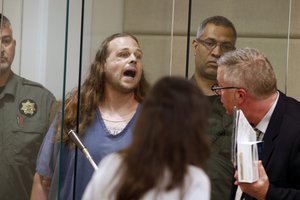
[56, 33, 150, 143]
[114, 76, 211, 199]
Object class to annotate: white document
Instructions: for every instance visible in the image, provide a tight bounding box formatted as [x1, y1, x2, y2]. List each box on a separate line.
[232, 108, 261, 183]
[235, 110, 256, 142]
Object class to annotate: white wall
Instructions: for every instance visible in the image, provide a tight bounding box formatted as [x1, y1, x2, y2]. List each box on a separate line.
[43, 0, 91, 99]
[25, 0, 93, 99]
[21, 0, 48, 85]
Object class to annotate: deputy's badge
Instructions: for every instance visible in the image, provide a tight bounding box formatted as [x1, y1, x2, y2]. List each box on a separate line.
[19, 99, 37, 117]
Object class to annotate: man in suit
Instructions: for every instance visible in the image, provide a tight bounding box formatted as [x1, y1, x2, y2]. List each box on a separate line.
[215, 47, 300, 200]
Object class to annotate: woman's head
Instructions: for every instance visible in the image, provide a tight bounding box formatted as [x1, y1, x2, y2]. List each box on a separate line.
[131, 76, 211, 168]
[116, 76, 211, 200]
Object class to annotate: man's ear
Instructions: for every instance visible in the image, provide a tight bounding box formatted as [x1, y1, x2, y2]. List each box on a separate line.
[192, 39, 198, 55]
[235, 88, 247, 105]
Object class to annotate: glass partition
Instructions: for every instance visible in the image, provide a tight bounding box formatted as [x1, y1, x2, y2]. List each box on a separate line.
[0, 0, 298, 199]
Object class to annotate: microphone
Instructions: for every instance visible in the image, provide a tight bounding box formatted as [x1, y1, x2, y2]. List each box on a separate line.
[68, 129, 98, 171]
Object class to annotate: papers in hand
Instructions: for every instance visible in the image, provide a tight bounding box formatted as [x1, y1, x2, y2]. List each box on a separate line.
[232, 107, 262, 183]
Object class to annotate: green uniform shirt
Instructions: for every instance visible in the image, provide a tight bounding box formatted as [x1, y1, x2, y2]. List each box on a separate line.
[0, 71, 56, 200]
[205, 95, 233, 200]
[191, 76, 234, 200]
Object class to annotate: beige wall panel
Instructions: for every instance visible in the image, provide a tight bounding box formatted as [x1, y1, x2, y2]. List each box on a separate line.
[287, 39, 300, 100]
[167, 36, 188, 77]
[189, 0, 290, 37]
[138, 35, 191, 85]
[124, 0, 175, 34]
[90, 0, 124, 61]
[291, 0, 300, 37]
[124, 0, 290, 37]
[137, 35, 172, 84]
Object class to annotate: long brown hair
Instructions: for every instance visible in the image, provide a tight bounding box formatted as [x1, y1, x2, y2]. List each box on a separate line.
[56, 33, 149, 143]
[114, 76, 211, 199]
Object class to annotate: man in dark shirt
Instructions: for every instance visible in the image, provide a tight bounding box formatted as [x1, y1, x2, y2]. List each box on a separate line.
[190, 15, 237, 200]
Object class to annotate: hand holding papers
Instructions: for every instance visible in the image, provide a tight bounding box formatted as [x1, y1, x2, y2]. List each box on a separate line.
[232, 107, 263, 183]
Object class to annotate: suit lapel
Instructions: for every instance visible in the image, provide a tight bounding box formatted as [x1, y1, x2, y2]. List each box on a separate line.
[262, 92, 286, 167]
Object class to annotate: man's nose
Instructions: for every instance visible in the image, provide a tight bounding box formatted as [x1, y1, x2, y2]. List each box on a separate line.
[129, 53, 137, 63]
[211, 45, 222, 58]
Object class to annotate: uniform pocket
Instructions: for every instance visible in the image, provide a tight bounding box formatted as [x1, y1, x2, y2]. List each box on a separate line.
[10, 121, 48, 165]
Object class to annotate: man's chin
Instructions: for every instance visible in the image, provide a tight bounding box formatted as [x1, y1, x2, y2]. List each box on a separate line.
[116, 82, 139, 94]
[205, 74, 217, 81]
[0, 64, 10, 73]
[203, 69, 217, 80]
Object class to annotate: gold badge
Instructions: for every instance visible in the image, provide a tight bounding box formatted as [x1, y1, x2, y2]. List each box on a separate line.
[19, 99, 37, 117]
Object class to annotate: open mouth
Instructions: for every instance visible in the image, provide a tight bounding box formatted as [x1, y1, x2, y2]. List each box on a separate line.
[123, 69, 136, 78]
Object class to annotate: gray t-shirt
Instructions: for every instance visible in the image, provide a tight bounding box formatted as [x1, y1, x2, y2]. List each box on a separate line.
[36, 105, 140, 200]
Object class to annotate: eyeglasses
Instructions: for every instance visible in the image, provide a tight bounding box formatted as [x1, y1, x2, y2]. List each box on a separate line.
[211, 85, 240, 95]
[197, 39, 235, 52]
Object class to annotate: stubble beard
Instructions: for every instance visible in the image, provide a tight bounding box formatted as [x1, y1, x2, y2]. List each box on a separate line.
[0, 62, 10, 75]
[198, 68, 217, 82]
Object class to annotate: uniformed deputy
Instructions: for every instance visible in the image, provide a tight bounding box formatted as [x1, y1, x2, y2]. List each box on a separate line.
[0, 13, 56, 199]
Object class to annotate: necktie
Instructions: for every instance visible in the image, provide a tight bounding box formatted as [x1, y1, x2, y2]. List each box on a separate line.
[254, 127, 263, 141]
[254, 128, 264, 160]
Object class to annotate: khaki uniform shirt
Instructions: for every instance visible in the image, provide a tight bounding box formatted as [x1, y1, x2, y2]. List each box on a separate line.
[0, 71, 56, 200]
[191, 76, 233, 200]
